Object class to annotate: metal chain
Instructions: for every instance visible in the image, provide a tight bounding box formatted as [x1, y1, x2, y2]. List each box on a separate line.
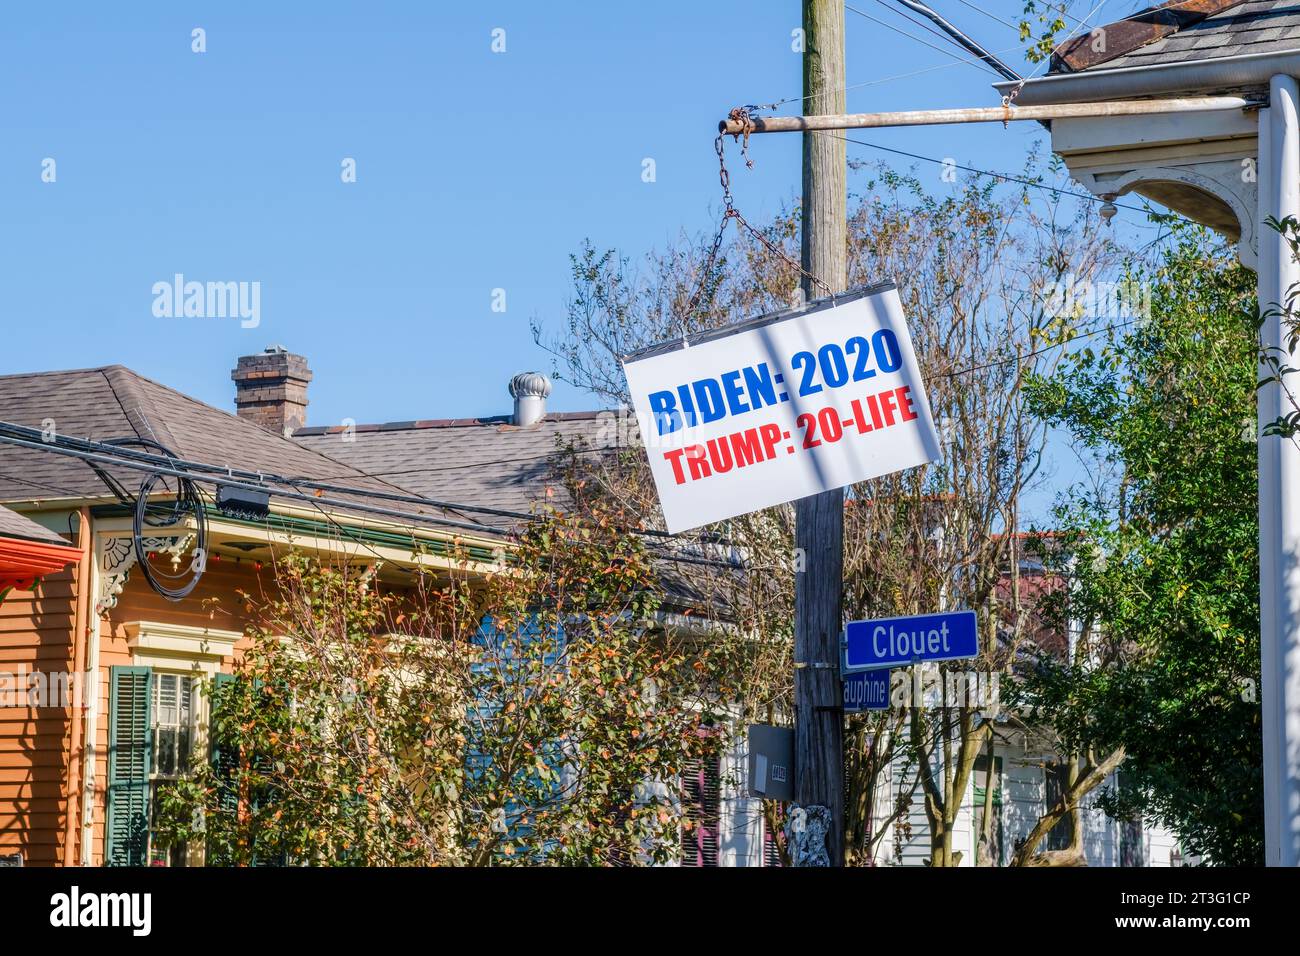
[682, 107, 836, 330]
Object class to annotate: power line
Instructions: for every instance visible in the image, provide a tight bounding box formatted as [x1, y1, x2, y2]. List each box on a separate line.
[865, 0, 973, 49]
[932, 317, 1140, 379]
[861, 0, 1003, 72]
[1059, 0, 1122, 32]
[888, 0, 1023, 82]
[0, 424, 750, 569]
[0, 427, 504, 539]
[287, 320, 1147, 487]
[833, 131, 1184, 218]
[760, 41, 1029, 110]
[0, 469, 85, 499]
[302, 446, 613, 483]
[1009, 0, 1108, 96]
[844, 2, 1002, 77]
[951, 0, 1019, 31]
[951, 0, 1118, 38]
[0, 421, 514, 529]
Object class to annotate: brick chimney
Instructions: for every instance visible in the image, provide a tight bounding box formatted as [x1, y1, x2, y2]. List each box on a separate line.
[231, 346, 312, 437]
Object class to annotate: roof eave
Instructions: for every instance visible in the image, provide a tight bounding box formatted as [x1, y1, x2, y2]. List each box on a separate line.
[0, 536, 82, 592]
[992, 47, 1300, 106]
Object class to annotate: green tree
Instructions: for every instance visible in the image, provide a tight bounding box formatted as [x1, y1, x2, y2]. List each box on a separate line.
[539, 158, 1121, 865]
[1022, 225, 1263, 865]
[155, 504, 726, 866]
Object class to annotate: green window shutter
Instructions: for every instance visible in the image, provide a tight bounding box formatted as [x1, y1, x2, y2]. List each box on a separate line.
[106, 665, 152, 866]
[209, 671, 236, 782]
[209, 672, 239, 833]
[206, 672, 238, 866]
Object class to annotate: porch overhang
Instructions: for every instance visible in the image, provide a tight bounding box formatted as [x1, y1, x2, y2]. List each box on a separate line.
[0, 535, 82, 597]
[989, 51, 1300, 264]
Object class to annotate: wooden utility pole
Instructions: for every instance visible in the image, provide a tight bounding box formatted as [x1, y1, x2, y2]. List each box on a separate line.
[793, 0, 846, 866]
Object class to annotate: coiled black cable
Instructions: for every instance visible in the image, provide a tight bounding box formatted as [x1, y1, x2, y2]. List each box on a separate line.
[88, 437, 209, 602]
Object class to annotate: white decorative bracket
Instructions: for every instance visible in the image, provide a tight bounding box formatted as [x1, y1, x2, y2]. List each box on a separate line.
[96, 536, 135, 614]
[96, 532, 196, 614]
[1081, 162, 1260, 269]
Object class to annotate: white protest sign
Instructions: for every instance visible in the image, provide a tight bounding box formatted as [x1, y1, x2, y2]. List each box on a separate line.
[621, 283, 941, 533]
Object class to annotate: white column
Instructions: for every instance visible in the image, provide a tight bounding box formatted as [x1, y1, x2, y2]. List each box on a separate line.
[1258, 101, 1281, 867]
[1260, 74, 1300, 867]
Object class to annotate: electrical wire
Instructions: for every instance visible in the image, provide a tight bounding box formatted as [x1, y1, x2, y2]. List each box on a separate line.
[0, 468, 85, 498]
[844, 2, 1003, 76]
[82, 436, 209, 602]
[861, 0, 1001, 68]
[833, 131, 1187, 219]
[1009, 0, 1108, 96]
[257, 318, 1144, 488]
[0, 428, 501, 538]
[301, 446, 615, 484]
[758, 41, 1029, 111]
[131, 467, 208, 601]
[1059, 0, 1129, 32]
[951, 0, 1019, 31]
[0, 426, 747, 570]
[0, 303, 1153, 570]
[932, 317, 1139, 379]
[0, 421, 510, 529]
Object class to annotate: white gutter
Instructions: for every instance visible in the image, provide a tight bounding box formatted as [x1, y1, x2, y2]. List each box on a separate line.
[991, 48, 1300, 106]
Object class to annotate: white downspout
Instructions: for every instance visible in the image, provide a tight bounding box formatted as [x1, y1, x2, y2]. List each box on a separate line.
[1260, 74, 1300, 867]
[79, 539, 103, 866]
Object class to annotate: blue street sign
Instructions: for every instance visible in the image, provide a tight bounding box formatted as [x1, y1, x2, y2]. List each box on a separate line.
[843, 610, 979, 672]
[843, 668, 891, 712]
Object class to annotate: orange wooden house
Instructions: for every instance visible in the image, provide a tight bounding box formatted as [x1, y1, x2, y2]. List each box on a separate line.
[0, 504, 83, 866]
[0, 351, 591, 866]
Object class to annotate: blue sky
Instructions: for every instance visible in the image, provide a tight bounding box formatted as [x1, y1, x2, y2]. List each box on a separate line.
[1, 0, 1133, 440]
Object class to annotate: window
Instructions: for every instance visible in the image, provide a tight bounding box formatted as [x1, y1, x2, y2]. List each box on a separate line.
[152, 673, 194, 776]
[107, 666, 204, 866]
[107, 623, 239, 867]
[148, 673, 197, 866]
[465, 615, 569, 862]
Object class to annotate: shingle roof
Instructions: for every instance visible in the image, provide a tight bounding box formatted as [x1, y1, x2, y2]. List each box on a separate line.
[0, 504, 69, 546]
[0, 364, 717, 610]
[294, 416, 732, 615]
[293, 413, 617, 529]
[0, 366, 486, 533]
[1051, 0, 1300, 73]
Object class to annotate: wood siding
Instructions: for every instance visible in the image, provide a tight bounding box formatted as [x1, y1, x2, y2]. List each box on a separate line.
[0, 568, 79, 866]
[85, 556, 260, 864]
